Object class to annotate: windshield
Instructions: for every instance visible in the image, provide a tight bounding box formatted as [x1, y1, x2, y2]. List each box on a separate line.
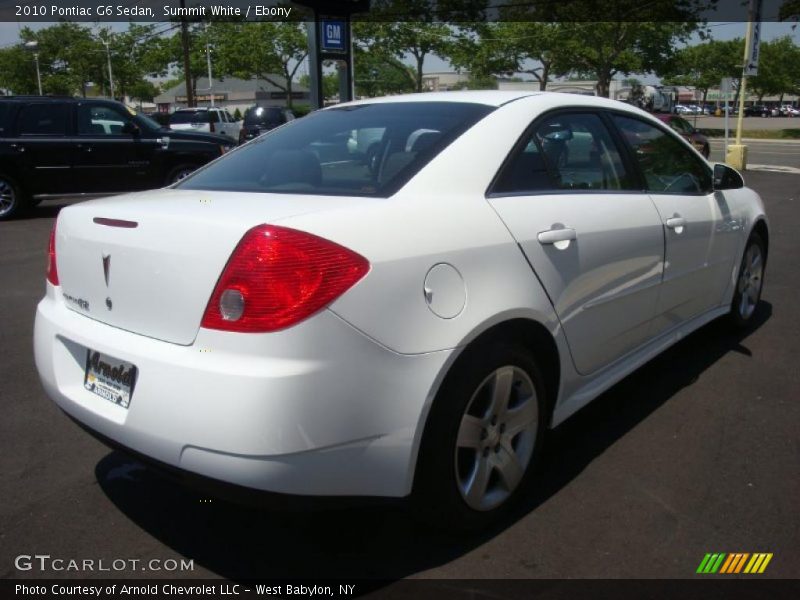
[170, 111, 210, 124]
[177, 102, 493, 197]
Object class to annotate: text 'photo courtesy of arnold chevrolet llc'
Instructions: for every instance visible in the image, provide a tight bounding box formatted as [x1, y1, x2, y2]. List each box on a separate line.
[1, 0, 799, 598]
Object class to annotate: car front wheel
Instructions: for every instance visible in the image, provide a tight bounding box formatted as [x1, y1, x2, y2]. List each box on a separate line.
[413, 343, 546, 530]
[730, 232, 766, 328]
[166, 165, 198, 186]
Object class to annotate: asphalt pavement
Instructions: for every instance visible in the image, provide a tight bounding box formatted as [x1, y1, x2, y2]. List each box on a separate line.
[1, 175, 798, 584]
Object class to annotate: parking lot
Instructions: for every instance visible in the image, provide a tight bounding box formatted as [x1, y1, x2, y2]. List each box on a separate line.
[1, 171, 798, 583]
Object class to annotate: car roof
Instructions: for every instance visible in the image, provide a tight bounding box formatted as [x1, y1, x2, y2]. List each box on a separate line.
[175, 107, 218, 112]
[332, 91, 660, 114]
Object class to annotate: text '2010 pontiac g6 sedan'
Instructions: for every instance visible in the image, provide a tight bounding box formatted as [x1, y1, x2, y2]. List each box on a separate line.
[34, 92, 768, 529]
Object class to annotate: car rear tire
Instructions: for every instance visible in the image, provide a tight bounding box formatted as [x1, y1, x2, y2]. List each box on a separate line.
[0, 174, 27, 221]
[702, 144, 710, 159]
[729, 232, 766, 329]
[413, 342, 546, 531]
[165, 164, 198, 186]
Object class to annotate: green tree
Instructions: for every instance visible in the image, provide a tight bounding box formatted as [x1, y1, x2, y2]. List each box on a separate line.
[354, 0, 460, 93]
[213, 22, 308, 107]
[518, 1, 707, 97]
[749, 37, 800, 103]
[451, 22, 570, 91]
[352, 46, 415, 97]
[659, 39, 743, 106]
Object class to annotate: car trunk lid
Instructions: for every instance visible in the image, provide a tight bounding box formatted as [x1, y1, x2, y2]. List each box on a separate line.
[55, 189, 370, 345]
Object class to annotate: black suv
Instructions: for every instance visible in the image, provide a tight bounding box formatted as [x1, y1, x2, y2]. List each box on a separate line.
[239, 105, 295, 144]
[0, 96, 235, 220]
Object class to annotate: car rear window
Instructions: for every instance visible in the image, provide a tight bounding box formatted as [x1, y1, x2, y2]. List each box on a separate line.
[244, 106, 284, 127]
[177, 102, 494, 197]
[169, 111, 211, 124]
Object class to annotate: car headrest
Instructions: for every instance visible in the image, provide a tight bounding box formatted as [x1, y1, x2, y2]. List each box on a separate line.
[263, 150, 322, 189]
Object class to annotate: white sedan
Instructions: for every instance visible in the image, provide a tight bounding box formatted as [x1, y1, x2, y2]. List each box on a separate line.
[34, 91, 768, 529]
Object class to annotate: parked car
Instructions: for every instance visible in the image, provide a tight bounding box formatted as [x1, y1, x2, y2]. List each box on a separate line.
[655, 114, 710, 158]
[0, 96, 235, 220]
[34, 92, 768, 529]
[169, 107, 241, 141]
[743, 105, 772, 117]
[239, 105, 295, 144]
[782, 106, 800, 117]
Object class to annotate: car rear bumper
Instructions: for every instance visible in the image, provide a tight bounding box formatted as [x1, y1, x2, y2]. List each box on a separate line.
[34, 285, 451, 497]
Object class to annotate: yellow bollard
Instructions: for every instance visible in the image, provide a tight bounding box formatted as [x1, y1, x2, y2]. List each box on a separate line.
[726, 144, 748, 170]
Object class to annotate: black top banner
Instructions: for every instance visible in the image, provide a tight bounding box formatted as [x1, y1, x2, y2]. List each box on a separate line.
[0, 0, 796, 23]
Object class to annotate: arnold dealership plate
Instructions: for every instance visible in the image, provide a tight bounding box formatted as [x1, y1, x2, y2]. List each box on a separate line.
[83, 349, 137, 409]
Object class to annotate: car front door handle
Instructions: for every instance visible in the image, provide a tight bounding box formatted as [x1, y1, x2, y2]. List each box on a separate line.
[77, 144, 92, 153]
[537, 227, 577, 245]
[9, 143, 24, 153]
[666, 217, 687, 229]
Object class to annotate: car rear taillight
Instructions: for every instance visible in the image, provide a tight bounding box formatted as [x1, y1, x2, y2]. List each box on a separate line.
[201, 225, 369, 333]
[209, 121, 215, 133]
[47, 221, 59, 285]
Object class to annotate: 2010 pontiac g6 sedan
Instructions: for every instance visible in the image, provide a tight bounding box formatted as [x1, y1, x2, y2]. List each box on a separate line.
[34, 92, 768, 529]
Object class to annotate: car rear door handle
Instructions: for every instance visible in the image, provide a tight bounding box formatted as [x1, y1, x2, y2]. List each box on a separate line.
[9, 143, 24, 153]
[666, 217, 686, 229]
[537, 227, 577, 245]
[77, 144, 92, 153]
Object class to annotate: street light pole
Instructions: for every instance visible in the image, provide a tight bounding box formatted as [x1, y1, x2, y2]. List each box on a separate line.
[24, 41, 42, 95]
[101, 35, 115, 100]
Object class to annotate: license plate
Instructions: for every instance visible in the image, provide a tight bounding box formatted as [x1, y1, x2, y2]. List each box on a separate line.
[83, 350, 138, 409]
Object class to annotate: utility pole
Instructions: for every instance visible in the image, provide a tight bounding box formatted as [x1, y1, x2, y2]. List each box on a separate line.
[205, 22, 213, 106]
[179, 0, 194, 107]
[727, 0, 762, 170]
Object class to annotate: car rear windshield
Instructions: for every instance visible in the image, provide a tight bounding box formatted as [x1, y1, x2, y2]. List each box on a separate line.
[244, 106, 283, 126]
[169, 110, 211, 124]
[177, 102, 494, 197]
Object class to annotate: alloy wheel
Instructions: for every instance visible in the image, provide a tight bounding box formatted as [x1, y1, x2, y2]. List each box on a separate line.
[0, 178, 17, 218]
[737, 243, 763, 320]
[455, 365, 538, 511]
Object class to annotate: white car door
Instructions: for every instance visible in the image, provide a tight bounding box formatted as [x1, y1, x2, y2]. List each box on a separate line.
[487, 111, 666, 375]
[611, 114, 741, 335]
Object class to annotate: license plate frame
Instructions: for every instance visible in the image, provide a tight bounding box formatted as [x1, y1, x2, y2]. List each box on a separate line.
[83, 349, 138, 409]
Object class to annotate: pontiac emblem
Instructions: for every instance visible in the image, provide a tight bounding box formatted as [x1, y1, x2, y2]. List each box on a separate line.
[102, 254, 111, 287]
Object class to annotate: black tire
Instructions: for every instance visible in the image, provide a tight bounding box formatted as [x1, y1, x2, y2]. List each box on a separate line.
[729, 232, 766, 329]
[702, 144, 710, 159]
[412, 342, 547, 531]
[165, 164, 198, 186]
[0, 174, 28, 221]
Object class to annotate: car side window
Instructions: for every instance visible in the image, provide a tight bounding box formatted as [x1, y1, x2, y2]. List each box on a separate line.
[17, 103, 70, 136]
[612, 115, 712, 195]
[670, 117, 693, 135]
[77, 104, 130, 136]
[493, 112, 633, 194]
[0, 103, 11, 134]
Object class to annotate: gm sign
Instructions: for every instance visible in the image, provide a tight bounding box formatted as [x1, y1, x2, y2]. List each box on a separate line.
[321, 20, 347, 53]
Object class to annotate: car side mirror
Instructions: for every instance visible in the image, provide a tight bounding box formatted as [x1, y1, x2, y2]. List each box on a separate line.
[713, 163, 744, 190]
[121, 122, 140, 136]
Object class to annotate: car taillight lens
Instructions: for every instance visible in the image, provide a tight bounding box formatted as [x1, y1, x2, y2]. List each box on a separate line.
[201, 225, 370, 333]
[47, 221, 59, 285]
[209, 121, 215, 133]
